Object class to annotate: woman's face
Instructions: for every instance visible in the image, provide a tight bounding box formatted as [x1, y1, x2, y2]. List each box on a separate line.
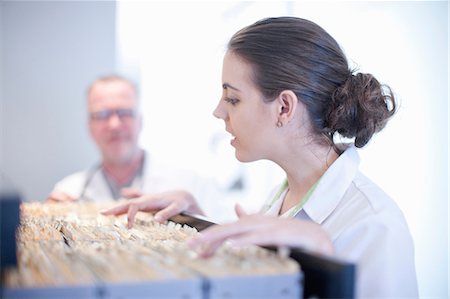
[213, 51, 278, 162]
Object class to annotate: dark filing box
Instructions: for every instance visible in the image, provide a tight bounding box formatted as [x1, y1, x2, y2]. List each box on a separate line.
[0, 174, 21, 270]
[1, 201, 354, 298]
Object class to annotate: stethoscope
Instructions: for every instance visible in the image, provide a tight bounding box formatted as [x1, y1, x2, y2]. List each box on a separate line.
[261, 178, 320, 218]
[79, 154, 145, 201]
[79, 164, 102, 201]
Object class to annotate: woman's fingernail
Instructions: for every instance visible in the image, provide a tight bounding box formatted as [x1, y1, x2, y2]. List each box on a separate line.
[186, 240, 194, 248]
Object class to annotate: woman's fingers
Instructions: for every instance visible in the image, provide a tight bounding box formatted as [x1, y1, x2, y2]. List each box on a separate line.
[187, 222, 263, 257]
[99, 202, 131, 216]
[223, 230, 279, 247]
[198, 238, 228, 258]
[153, 202, 184, 223]
[100, 190, 202, 229]
[234, 203, 248, 218]
[100, 194, 161, 216]
[191, 219, 254, 245]
[188, 215, 334, 258]
[126, 203, 140, 228]
[99, 201, 144, 228]
[187, 215, 270, 251]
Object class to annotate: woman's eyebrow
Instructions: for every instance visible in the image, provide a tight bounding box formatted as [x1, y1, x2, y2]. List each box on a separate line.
[222, 83, 241, 92]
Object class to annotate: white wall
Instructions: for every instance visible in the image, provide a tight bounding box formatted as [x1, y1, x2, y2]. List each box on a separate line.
[117, 1, 448, 297]
[0, 1, 117, 201]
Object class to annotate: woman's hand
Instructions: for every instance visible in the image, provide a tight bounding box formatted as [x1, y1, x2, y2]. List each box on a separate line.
[187, 204, 334, 257]
[100, 190, 204, 228]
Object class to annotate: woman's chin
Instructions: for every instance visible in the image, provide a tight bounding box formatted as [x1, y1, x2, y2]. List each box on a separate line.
[235, 151, 257, 163]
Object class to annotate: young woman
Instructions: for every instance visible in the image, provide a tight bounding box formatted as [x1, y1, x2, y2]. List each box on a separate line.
[102, 17, 418, 298]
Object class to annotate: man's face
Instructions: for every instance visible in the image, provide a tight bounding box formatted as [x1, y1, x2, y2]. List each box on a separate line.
[88, 80, 142, 165]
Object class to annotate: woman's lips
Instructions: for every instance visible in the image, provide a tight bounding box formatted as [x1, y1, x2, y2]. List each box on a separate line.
[230, 135, 236, 146]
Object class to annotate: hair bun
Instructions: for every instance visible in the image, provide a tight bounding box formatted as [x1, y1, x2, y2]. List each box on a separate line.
[326, 72, 396, 148]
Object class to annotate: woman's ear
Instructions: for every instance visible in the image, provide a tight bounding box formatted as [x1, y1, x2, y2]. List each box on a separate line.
[275, 90, 298, 126]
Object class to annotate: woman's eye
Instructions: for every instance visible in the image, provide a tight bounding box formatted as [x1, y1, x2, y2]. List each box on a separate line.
[224, 97, 239, 105]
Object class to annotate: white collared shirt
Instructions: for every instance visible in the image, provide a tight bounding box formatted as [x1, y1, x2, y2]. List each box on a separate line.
[264, 146, 418, 298]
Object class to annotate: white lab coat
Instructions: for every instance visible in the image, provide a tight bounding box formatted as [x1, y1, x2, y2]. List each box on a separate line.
[51, 152, 229, 221]
[265, 146, 418, 298]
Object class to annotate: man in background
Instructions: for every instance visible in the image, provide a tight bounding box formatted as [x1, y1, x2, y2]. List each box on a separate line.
[47, 75, 210, 205]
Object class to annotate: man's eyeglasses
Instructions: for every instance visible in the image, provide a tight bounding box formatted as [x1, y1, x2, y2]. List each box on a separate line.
[90, 109, 136, 121]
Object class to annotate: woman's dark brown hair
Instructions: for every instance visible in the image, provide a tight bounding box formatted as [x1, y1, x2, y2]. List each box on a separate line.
[228, 17, 396, 149]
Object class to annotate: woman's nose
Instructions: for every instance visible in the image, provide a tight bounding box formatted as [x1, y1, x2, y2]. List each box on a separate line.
[213, 100, 225, 120]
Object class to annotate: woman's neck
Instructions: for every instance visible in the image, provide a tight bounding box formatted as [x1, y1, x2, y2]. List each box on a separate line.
[277, 144, 338, 215]
[102, 149, 144, 186]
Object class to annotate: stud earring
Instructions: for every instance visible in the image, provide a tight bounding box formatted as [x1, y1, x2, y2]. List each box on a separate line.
[276, 120, 283, 128]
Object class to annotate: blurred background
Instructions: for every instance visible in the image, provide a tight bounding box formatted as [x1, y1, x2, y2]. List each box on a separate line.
[0, 1, 448, 297]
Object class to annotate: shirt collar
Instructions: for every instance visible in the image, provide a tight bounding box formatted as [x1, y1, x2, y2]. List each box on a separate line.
[301, 146, 360, 224]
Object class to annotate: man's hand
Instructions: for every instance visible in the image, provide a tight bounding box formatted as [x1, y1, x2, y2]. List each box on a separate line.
[46, 191, 77, 203]
[120, 187, 143, 199]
